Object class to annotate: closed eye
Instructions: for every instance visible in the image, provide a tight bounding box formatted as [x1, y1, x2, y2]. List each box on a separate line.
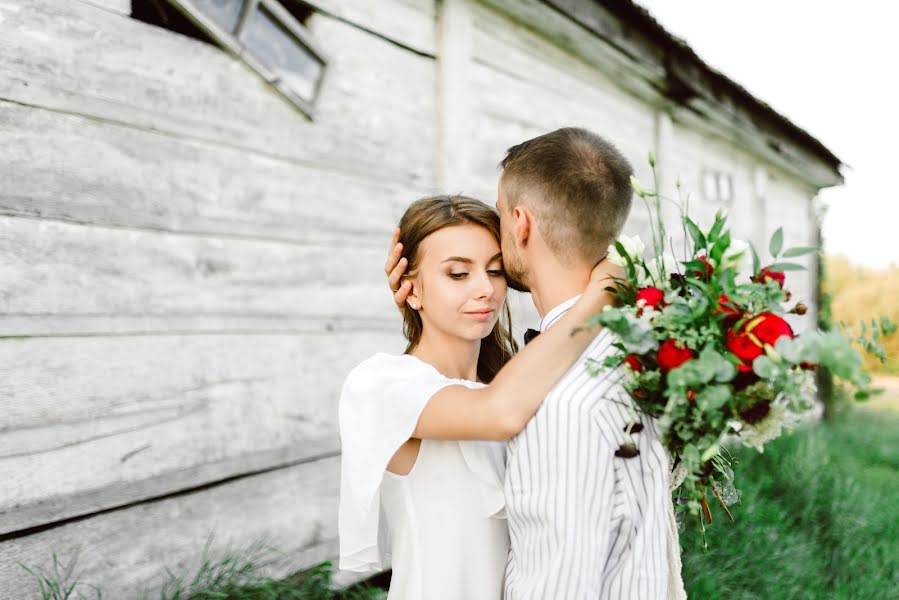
[449, 272, 469, 280]
[488, 270, 505, 277]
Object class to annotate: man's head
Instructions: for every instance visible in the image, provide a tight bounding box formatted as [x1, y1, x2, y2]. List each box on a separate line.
[496, 127, 634, 292]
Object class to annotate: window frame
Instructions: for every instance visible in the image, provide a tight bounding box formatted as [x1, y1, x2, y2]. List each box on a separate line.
[165, 0, 327, 118]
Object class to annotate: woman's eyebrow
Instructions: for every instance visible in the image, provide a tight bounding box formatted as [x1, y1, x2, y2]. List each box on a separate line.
[442, 252, 503, 265]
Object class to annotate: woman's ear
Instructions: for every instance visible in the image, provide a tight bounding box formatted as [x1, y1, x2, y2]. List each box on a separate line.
[405, 279, 421, 311]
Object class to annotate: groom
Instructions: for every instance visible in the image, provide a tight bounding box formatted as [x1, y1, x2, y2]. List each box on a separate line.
[387, 127, 671, 598]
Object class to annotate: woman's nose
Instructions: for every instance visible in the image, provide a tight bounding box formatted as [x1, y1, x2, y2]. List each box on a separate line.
[473, 272, 495, 299]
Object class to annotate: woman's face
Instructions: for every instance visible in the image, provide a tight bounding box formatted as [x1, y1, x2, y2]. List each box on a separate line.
[409, 224, 507, 342]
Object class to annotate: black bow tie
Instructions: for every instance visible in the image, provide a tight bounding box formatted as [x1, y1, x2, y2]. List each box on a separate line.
[523, 328, 541, 345]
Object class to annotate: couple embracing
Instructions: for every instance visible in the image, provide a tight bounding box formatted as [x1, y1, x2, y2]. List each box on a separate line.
[338, 127, 684, 599]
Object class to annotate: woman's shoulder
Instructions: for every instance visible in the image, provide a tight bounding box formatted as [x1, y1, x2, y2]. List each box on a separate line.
[342, 353, 484, 397]
[345, 352, 436, 383]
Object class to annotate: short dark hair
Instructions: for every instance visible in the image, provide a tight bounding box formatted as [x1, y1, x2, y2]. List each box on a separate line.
[499, 127, 634, 263]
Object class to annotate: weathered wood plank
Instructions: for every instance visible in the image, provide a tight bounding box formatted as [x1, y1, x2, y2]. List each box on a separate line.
[0, 456, 342, 598]
[306, 0, 436, 56]
[0, 100, 426, 245]
[0, 215, 397, 329]
[0, 330, 401, 535]
[0, 0, 436, 185]
[77, 0, 131, 16]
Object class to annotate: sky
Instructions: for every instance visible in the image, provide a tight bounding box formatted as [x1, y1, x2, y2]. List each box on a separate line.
[636, 1, 899, 269]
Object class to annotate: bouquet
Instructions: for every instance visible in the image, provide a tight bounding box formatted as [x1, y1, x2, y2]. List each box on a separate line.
[589, 154, 896, 547]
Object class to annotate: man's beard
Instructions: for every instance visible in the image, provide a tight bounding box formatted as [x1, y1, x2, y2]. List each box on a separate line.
[504, 256, 530, 293]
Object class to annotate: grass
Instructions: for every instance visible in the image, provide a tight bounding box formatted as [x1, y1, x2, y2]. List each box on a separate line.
[680, 407, 899, 599]
[23, 403, 897, 599]
[19, 538, 385, 600]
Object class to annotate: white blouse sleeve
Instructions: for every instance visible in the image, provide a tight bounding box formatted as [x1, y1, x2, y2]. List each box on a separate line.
[337, 353, 463, 572]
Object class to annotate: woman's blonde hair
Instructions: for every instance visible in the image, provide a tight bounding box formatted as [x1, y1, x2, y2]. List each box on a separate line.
[398, 195, 518, 382]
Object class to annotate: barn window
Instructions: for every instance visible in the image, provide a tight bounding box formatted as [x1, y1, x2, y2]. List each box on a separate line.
[132, 0, 326, 118]
[702, 170, 734, 205]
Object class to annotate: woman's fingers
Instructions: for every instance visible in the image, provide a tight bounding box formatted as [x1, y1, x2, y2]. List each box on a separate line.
[384, 228, 403, 276]
[393, 280, 412, 307]
[388, 257, 409, 295]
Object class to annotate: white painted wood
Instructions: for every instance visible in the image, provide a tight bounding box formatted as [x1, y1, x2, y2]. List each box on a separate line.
[0, 330, 401, 535]
[436, 0, 473, 190]
[306, 0, 436, 56]
[0, 100, 424, 247]
[77, 0, 130, 15]
[0, 216, 397, 328]
[0, 457, 342, 598]
[0, 0, 436, 186]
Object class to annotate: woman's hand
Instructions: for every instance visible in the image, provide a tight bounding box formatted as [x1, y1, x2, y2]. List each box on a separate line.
[588, 256, 625, 292]
[385, 228, 412, 312]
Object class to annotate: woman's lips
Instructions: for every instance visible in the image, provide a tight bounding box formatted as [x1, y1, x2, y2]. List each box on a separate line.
[465, 309, 495, 321]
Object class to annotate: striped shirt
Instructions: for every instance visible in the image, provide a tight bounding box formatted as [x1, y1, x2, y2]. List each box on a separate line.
[504, 297, 670, 599]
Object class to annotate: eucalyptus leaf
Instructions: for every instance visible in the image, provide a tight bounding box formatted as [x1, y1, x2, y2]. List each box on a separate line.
[782, 246, 818, 258]
[767, 262, 806, 272]
[769, 227, 784, 258]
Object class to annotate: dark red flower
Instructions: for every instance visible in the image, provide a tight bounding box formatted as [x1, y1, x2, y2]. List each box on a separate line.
[657, 339, 694, 372]
[727, 313, 795, 372]
[623, 354, 644, 372]
[716, 294, 742, 323]
[790, 302, 808, 315]
[693, 255, 714, 279]
[636, 286, 666, 311]
[756, 266, 786, 289]
[726, 329, 764, 371]
[751, 313, 794, 346]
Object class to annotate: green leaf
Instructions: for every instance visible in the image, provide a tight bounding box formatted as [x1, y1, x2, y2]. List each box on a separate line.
[684, 217, 706, 250]
[708, 216, 726, 244]
[697, 385, 731, 412]
[782, 246, 817, 258]
[769, 227, 784, 258]
[767, 262, 806, 272]
[750, 243, 761, 275]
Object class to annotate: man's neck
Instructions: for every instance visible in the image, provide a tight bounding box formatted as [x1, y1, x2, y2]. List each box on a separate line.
[529, 263, 592, 318]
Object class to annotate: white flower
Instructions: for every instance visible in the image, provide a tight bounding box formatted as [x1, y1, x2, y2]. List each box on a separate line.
[719, 238, 751, 272]
[640, 252, 679, 286]
[608, 234, 645, 267]
[738, 403, 794, 453]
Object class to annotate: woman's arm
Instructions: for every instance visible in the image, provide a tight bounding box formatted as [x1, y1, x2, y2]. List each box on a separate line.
[413, 263, 618, 441]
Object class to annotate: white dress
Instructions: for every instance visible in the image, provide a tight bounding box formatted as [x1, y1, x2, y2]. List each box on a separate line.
[338, 353, 509, 600]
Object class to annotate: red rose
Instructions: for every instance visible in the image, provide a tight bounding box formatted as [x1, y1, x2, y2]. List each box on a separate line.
[751, 312, 794, 346]
[693, 255, 714, 279]
[726, 329, 764, 372]
[623, 354, 644, 372]
[756, 266, 786, 289]
[657, 339, 694, 372]
[716, 294, 742, 323]
[636, 286, 666, 310]
[727, 312, 794, 371]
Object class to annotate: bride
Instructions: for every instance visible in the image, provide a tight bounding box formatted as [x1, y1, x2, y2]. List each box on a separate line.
[337, 194, 618, 599]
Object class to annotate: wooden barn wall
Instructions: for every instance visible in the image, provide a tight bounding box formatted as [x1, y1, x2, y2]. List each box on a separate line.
[0, 0, 435, 595]
[0, 0, 825, 595]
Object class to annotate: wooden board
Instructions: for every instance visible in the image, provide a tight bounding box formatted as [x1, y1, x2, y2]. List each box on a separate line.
[0, 0, 437, 186]
[0, 330, 403, 535]
[0, 100, 424, 247]
[0, 456, 343, 598]
[0, 215, 400, 333]
[306, 0, 436, 56]
[77, 0, 131, 16]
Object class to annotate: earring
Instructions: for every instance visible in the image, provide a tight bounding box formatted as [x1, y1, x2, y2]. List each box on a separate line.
[409, 302, 418, 310]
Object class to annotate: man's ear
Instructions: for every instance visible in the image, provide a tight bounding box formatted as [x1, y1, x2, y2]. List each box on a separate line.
[513, 206, 532, 247]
